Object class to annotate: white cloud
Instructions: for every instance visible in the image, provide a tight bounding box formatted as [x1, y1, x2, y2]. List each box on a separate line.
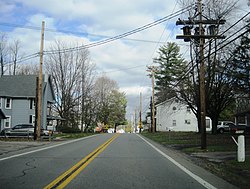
[120, 86, 151, 96]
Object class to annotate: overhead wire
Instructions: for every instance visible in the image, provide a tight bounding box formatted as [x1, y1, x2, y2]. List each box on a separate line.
[4, 52, 39, 65]
[156, 10, 250, 87]
[43, 5, 194, 55]
[0, 22, 165, 44]
[165, 24, 249, 92]
[1, 5, 194, 66]
[109, 10, 249, 99]
[149, 10, 250, 106]
[136, 1, 181, 100]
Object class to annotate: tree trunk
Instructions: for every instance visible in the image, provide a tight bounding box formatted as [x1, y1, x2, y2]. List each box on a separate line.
[211, 116, 219, 134]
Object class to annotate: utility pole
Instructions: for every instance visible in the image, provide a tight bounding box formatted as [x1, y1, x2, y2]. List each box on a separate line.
[139, 92, 142, 133]
[134, 108, 137, 133]
[176, 0, 225, 149]
[147, 66, 157, 133]
[36, 21, 45, 140]
[197, 0, 206, 149]
[81, 73, 85, 133]
[150, 97, 153, 132]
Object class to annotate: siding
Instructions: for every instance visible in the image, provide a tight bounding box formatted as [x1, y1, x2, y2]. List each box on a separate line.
[12, 99, 35, 127]
[0, 75, 55, 131]
[156, 99, 198, 132]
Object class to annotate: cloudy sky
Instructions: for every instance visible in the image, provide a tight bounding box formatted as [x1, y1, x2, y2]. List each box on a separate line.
[0, 0, 249, 120]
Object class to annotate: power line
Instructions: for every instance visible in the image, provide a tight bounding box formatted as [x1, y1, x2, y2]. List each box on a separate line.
[152, 12, 249, 100]
[1, 5, 194, 66]
[0, 22, 167, 44]
[43, 5, 194, 55]
[168, 24, 249, 90]
[169, 11, 250, 87]
[4, 52, 39, 65]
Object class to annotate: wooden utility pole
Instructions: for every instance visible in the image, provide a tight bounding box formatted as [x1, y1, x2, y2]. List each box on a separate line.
[81, 73, 85, 132]
[36, 21, 45, 140]
[197, 0, 206, 149]
[134, 108, 137, 133]
[147, 66, 156, 133]
[176, 0, 225, 149]
[139, 92, 142, 133]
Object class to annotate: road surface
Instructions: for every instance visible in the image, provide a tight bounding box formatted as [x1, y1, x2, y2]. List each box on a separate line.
[0, 133, 237, 189]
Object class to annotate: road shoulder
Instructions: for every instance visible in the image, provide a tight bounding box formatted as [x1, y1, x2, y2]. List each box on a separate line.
[138, 134, 238, 189]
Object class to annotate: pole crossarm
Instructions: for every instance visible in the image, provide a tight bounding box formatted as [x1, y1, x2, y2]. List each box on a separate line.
[176, 35, 226, 39]
[176, 19, 226, 25]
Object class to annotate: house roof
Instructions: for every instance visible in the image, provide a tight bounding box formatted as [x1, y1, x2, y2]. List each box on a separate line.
[155, 97, 181, 107]
[0, 75, 37, 98]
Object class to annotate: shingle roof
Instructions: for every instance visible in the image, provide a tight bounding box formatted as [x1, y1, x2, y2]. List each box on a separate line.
[0, 75, 37, 98]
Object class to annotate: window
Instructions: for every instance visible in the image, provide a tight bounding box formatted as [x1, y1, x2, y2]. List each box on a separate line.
[4, 116, 11, 128]
[172, 120, 176, 126]
[0, 97, 2, 108]
[5, 98, 12, 109]
[30, 99, 35, 109]
[185, 119, 191, 124]
[187, 106, 191, 113]
[29, 115, 36, 125]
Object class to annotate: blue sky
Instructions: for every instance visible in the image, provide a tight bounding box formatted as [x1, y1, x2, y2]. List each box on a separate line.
[0, 0, 249, 120]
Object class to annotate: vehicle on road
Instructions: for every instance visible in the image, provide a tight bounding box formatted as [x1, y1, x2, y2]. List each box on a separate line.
[217, 121, 235, 134]
[0, 124, 52, 137]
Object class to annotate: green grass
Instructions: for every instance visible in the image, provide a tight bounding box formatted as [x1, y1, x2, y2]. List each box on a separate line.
[142, 131, 200, 145]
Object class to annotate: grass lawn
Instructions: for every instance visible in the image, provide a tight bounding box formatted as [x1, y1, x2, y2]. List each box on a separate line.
[141, 131, 250, 188]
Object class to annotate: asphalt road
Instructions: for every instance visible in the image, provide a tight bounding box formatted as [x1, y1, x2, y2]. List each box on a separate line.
[0, 134, 238, 189]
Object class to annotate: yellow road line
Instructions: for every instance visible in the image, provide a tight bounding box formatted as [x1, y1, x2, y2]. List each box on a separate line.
[44, 134, 120, 189]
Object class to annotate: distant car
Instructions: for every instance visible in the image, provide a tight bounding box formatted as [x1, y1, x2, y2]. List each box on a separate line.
[0, 124, 51, 137]
[217, 121, 235, 134]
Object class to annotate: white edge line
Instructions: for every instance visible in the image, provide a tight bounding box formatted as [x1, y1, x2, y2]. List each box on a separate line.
[0, 135, 97, 162]
[137, 134, 217, 189]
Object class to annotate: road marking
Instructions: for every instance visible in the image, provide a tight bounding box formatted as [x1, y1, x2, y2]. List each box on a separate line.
[137, 134, 217, 189]
[44, 133, 120, 189]
[0, 135, 97, 162]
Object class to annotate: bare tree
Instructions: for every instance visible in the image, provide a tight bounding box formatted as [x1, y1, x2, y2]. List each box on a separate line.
[0, 33, 8, 76]
[15, 63, 39, 75]
[9, 39, 22, 75]
[45, 40, 94, 131]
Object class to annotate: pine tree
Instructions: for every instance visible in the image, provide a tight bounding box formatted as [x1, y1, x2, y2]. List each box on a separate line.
[154, 42, 188, 103]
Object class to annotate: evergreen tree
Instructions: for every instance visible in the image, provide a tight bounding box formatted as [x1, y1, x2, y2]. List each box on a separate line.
[154, 42, 188, 103]
[231, 20, 250, 94]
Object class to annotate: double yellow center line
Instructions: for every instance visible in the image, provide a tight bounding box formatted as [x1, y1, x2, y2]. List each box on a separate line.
[44, 134, 120, 189]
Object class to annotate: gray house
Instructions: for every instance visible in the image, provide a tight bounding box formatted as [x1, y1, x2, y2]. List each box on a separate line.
[0, 74, 55, 131]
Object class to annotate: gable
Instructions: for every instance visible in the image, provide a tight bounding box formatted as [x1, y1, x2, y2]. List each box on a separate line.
[0, 75, 36, 98]
[45, 75, 56, 102]
[0, 75, 55, 103]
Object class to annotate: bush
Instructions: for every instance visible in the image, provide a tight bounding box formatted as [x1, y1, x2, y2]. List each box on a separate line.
[58, 126, 80, 133]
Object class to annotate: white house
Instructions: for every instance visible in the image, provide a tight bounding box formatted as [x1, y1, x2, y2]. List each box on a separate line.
[156, 98, 212, 132]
